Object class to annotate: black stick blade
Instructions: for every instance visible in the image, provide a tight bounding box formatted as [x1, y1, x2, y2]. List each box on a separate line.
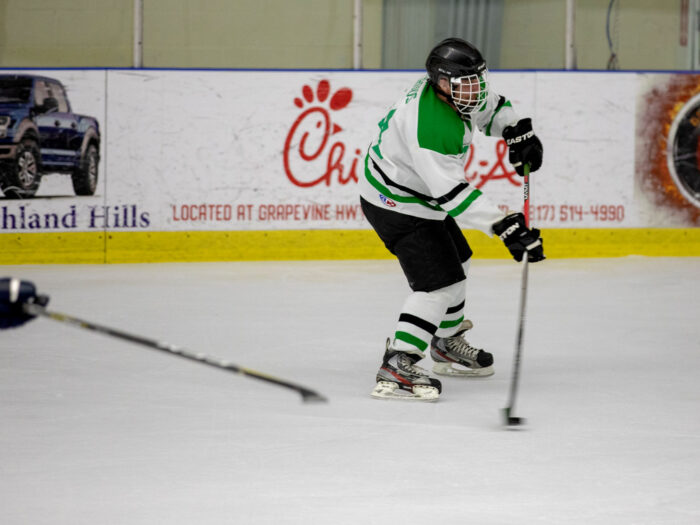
[501, 407, 526, 428]
[300, 390, 328, 403]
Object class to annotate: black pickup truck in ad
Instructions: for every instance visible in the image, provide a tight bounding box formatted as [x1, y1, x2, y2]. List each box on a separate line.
[0, 74, 100, 198]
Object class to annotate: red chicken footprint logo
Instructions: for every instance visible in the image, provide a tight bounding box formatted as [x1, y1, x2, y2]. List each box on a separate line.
[283, 79, 361, 187]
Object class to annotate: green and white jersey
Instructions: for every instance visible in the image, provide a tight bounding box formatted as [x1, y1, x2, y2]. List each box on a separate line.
[360, 76, 518, 235]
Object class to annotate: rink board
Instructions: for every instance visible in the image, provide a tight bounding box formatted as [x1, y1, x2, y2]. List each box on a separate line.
[1, 69, 699, 263]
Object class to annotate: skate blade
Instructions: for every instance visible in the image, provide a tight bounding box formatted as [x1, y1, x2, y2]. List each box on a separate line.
[370, 381, 439, 402]
[432, 362, 494, 377]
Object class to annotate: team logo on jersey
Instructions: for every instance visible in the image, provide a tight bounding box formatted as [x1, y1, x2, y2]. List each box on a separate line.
[283, 80, 362, 188]
[379, 194, 396, 207]
[667, 92, 700, 209]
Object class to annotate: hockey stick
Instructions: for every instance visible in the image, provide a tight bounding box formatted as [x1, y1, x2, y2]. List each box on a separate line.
[502, 163, 530, 427]
[22, 302, 327, 403]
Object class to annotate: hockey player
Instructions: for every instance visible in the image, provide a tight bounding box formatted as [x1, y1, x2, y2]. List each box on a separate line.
[360, 38, 545, 401]
[0, 278, 47, 329]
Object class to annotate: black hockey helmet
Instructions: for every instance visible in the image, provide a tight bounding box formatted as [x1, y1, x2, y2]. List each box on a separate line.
[426, 38, 489, 115]
[426, 38, 487, 83]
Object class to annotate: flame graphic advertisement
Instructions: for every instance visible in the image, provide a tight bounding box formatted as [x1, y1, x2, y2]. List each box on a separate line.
[636, 74, 700, 225]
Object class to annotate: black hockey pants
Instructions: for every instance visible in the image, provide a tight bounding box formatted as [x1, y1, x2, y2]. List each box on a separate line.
[360, 197, 472, 293]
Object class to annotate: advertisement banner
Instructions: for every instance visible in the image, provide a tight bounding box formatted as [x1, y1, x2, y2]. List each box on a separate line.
[1, 69, 698, 236]
[0, 70, 107, 232]
[635, 73, 700, 227]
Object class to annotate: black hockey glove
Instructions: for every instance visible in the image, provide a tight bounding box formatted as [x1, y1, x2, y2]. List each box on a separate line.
[0, 278, 49, 329]
[492, 213, 545, 263]
[502, 118, 543, 176]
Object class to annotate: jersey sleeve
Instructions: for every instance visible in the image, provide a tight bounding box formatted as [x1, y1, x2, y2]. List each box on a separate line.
[473, 91, 519, 137]
[409, 145, 504, 235]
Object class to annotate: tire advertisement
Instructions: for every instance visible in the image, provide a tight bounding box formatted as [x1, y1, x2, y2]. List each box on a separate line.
[636, 73, 700, 226]
[0, 69, 698, 236]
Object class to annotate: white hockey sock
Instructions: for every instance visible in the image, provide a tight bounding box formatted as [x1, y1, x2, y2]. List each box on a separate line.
[435, 260, 470, 338]
[393, 279, 466, 354]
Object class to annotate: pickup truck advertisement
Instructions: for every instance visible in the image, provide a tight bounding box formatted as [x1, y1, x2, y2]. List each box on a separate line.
[1, 69, 699, 234]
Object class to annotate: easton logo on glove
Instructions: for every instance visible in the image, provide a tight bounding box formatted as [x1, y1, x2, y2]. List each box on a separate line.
[492, 213, 545, 263]
[502, 118, 543, 176]
[497, 223, 519, 240]
[504, 129, 534, 145]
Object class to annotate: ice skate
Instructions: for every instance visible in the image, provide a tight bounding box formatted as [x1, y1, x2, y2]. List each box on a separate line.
[430, 320, 494, 377]
[371, 339, 442, 402]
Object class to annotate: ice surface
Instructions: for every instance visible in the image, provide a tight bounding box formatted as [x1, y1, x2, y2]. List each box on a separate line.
[1, 257, 699, 524]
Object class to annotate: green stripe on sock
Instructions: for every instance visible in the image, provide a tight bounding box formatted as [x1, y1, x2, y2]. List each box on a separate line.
[395, 331, 428, 352]
[439, 316, 464, 329]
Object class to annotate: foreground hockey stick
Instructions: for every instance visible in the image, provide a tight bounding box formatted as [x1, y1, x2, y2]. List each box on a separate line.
[502, 163, 531, 427]
[23, 303, 327, 403]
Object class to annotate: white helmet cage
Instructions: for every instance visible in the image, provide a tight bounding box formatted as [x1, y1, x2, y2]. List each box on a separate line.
[426, 38, 490, 116]
[447, 70, 489, 115]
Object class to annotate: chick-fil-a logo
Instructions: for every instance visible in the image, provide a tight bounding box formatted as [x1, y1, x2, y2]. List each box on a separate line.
[283, 80, 362, 187]
[464, 140, 521, 189]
